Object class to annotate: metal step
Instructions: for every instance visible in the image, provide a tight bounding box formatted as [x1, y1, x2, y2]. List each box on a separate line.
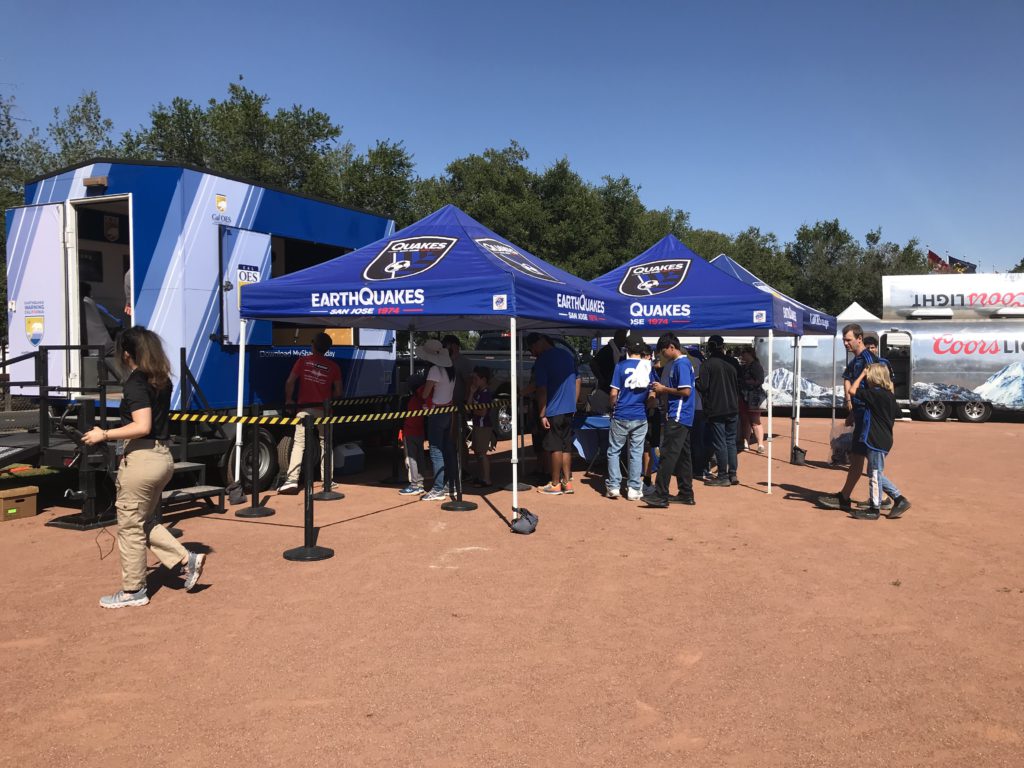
[172, 460, 206, 481]
[160, 485, 225, 512]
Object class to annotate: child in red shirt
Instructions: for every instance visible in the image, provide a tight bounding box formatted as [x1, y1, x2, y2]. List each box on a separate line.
[400, 374, 429, 495]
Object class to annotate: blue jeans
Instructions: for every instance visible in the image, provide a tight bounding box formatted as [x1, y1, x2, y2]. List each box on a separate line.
[867, 450, 900, 507]
[606, 418, 648, 492]
[709, 415, 739, 479]
[427, 413, 453, 493]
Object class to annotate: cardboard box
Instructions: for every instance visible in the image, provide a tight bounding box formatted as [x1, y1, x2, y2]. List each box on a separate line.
[0, 486, 39, 522]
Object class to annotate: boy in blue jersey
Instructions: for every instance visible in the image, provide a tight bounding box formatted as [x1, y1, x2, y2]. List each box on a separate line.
[605, 334, 656, 500]
[643, 333, 696, 508]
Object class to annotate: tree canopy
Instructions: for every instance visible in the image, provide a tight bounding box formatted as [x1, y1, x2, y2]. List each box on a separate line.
[1, 83, 933, 338]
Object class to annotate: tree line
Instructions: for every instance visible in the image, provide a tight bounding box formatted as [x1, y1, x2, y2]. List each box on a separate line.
[7, 82, 1012, 338]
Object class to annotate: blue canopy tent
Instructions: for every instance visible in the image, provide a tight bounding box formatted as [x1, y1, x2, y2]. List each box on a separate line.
[590, 234, 805, 493]
[710, 254, 839, 452]
[239, 204, 631, 526]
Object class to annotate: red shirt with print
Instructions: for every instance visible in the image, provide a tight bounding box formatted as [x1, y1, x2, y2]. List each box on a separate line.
[290, 354, 342, 405]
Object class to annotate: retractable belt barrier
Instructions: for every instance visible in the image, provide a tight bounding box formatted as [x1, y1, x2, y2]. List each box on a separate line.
[167, 399, 507, 427]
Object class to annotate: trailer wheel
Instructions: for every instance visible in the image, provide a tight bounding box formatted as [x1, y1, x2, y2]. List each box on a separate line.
[227, 428, 280, 492]
[956, 401, 991, 423]
[915, 401, 950, 422]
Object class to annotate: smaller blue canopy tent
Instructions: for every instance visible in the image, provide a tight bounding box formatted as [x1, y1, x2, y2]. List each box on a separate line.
[590, 235, 803, 336]
[591, 235, 806, 494]
[710, 253, 839, 456]
[709, 254, 836, 335]
[240, 204, 629, 333]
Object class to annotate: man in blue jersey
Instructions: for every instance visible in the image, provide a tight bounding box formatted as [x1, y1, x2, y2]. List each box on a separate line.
[643, 333, 696, 508]
[819, 323, 877, 511]
[605, 334, 655, 500]
[528, 333, 580, 495]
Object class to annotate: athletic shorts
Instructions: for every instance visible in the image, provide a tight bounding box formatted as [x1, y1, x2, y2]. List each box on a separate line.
[471, 426, 494, 454]
[542, 413, 575, 453]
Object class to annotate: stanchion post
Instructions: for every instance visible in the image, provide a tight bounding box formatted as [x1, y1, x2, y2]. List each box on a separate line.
[442, 403, 477, 512]
[284, 413, 334, 561]
[236, 405, 274, 518]
[313, 399, 343, 501]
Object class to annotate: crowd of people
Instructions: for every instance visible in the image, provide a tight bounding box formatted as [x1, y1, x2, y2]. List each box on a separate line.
[376, 324, 910, 523]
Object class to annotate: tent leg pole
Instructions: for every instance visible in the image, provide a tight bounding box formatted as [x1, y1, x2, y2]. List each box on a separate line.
[510, 317, 519, 517]
[830, 332, 837, 434]
[794, 338, 803, 448]
[791, 340, 798, 457]
[234, 318, 247, 480]
[767, 330, 773, 495]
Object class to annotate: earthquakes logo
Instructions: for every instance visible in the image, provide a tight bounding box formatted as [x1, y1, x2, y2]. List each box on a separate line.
[474, 238, 562, 283]
[618, 260, 691, 297]
[363, 236, 457, 281]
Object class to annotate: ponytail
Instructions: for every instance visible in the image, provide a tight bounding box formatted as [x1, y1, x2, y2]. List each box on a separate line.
[118, 326, 172, 391]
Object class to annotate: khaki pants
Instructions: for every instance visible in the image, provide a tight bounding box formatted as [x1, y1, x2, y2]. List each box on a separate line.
[116, 442, 185, 592]
[285, 409, 326, 484]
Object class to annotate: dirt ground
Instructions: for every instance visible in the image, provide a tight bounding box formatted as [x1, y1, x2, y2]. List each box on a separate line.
[1, 417, 1022, 767]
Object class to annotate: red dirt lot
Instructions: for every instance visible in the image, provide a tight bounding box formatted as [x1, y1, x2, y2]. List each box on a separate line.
[1, 417, 1022, 767]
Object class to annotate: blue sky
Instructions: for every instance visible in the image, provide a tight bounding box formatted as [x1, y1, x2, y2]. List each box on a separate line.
[3, 1, 1022, 270]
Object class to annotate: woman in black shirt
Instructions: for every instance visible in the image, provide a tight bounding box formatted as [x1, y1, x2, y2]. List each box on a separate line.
[83, 326, 206, 608]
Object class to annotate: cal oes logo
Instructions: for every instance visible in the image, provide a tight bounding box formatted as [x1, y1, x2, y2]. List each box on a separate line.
[215, 194, 228, 213]
[475, 238, 561, 283]
[25, 316, 44, 346]
[618, 260, 691, 297]
[363, 236, 457, 281]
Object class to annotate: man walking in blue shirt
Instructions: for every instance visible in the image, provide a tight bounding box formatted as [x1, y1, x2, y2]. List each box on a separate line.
[605, 334, 655, 500]
[644, 333, 696, 508]
[528, 333, 580, 495]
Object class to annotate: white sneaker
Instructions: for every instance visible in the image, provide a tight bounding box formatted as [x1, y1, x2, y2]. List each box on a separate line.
[277, 481, 299, 495]
[99, 587, 149, 609]
[626, 488, 644, 501]
[606, 488, 621, 499]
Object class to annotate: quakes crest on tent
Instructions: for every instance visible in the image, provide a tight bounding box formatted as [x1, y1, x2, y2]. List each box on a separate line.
[363, 236, 457, 281]
[618, 259, 692, 297]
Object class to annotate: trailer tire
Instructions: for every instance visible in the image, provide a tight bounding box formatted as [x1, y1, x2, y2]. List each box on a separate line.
[494, 395, 513, 441]
[915, 401, 950, 422]
[956, 401, 991, 423]
[227, 428, 280, 492]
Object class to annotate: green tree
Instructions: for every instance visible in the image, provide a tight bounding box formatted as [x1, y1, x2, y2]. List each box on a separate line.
[1010, 257, 1024, 273]
[339, 140, 416, 226]
[45, 91, 116, 167]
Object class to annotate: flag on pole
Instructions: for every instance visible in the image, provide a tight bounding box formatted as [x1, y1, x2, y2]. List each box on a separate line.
[927, 249, 951, 273]
[948, 255, 977, 274]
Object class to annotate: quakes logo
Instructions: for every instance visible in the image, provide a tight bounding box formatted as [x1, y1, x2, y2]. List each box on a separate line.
[618, 259, 691, 297]
[363, 236, 457, 281]
[475, 238, 561, 283]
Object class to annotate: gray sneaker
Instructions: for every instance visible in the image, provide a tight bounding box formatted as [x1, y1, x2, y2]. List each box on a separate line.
[182, 551, 206, 592]
[421, 489, 448, 501]
[99, 587, 149, 609]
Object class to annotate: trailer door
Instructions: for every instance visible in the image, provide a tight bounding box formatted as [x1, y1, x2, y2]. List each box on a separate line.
[5, 203, 70, 395]
[881, 331, 912, 401]
[219, 227, 271, 346]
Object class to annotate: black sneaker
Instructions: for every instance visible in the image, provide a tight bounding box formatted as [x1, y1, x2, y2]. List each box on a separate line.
[642, 494, 669, 508]
[851, 506, 881, 520]
[818, 493, 852, 511]
[888, 497, 911, 519]
[704, 476, 731, 487]
[670, 494, 696, 506]
[729, 475, 739, 486]
[856, 498, 893, 511]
